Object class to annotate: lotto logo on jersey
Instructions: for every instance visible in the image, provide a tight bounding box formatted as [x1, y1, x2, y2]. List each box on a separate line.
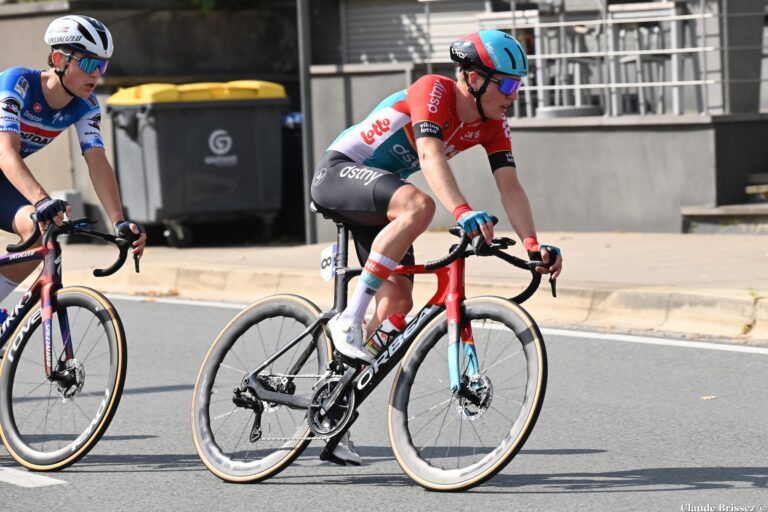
[360, 118, 391, 145]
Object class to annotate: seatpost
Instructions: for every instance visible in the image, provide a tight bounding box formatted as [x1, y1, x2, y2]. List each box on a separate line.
[332, 222, 350, 312]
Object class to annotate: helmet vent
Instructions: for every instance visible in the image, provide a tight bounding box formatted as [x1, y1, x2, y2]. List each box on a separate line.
[504, 47, 517, 70]
[76, 23, 96, 45]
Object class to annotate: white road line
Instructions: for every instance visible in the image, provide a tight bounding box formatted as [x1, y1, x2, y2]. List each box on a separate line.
[541, 327, 768, 355]
[0, 467, 66, 487]
[103, 294, 768, 355]
[105, 293, 247, 310]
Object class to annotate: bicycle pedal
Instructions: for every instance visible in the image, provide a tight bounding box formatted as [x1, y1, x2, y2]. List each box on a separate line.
[319, 449, 347, 466]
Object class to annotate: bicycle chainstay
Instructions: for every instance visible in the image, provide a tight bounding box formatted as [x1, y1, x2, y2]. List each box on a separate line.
[249, 371, 342, 442]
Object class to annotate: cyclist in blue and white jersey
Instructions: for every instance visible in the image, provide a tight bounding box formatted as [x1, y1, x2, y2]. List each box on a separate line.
[0, 15, 146, 321]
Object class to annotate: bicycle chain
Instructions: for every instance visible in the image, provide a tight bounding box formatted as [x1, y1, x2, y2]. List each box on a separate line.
[255, 372, 338, 442]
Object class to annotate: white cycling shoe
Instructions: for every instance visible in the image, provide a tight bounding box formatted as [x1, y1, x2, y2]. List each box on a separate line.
[331, 432, 362, 466]
[328, 314, 373, 364]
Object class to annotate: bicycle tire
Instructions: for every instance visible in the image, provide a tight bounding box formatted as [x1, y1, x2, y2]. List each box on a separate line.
[0, 286, 127, 471]
[388, 296, 547, 491]
[191, 294, 332, 482]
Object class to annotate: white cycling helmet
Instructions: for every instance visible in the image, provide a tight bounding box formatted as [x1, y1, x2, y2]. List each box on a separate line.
[44, 15, 113, 59]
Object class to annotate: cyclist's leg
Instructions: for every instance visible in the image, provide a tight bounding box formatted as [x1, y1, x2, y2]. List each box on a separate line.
[343, 185, 433, 341]
[0, 176, 38, 300]
[312, 152, 430, 361]
[349, 226, 415, 336]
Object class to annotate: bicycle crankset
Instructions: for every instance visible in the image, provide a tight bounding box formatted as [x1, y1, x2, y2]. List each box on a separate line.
[456, 374, 493, 420]
[53, 359, 85, 399]
[308, 376, 355, 437]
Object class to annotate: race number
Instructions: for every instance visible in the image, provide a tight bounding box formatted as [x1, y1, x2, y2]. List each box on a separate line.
[320, 243, 337, 282]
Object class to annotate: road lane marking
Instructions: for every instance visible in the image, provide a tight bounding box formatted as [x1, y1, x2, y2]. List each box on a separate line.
[541, 327, 768, 355]
[0, 467, 66, 487]
[102, 294, 768, 355]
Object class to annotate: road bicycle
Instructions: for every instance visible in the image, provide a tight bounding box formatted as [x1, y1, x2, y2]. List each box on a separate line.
[192, 209, 555, 491]
[0, 218, 138, 471]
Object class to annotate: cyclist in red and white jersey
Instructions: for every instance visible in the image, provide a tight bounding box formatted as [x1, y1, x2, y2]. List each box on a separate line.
[311, 30, 562, 465]
[0, 15, 146, 320]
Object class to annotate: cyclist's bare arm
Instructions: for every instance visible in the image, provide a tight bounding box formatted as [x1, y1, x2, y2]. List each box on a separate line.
[493, 165, 537, 240]
[84, 147, 126, 225]
[84, 147, 147, 257]
[416, 136, 494, 241]
[0, 131, 47, 204]
[495, 165, 562, 277]
[416, 137, 466, 211]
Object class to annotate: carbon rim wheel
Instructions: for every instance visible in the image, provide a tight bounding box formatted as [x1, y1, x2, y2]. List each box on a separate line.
[191, 294, 332, 482]
[0, 287, 127, 471]
[388, 297, 547, 491]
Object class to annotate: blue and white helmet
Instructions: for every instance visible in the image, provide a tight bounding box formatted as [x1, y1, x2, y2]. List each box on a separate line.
[450, 30, 528, 77]
[44, 15, 113, 59]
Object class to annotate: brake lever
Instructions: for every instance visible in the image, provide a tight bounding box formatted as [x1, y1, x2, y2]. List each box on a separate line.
[525, 258, 557, 297]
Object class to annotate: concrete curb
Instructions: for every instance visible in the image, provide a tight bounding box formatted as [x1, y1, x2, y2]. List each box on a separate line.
[61, 264, 768, 345]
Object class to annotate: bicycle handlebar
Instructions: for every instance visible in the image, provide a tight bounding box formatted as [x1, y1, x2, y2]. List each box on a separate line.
[424, 232, 469, 270]
[5, 217, 140, 277]
[433, 217, 556, 302]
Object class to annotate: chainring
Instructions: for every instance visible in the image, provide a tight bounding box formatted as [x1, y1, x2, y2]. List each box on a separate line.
[307, 376, 355, 437]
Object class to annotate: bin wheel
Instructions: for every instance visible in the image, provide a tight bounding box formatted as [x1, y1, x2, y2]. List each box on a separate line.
[164, 222, 193, 247]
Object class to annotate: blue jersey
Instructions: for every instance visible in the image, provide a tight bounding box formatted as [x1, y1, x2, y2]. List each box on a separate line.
[0, 67, 104, 158]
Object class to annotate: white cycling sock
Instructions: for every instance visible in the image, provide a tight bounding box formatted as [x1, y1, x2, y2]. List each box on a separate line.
[341, 251, 399, 325]
[0, 273, 19, 304]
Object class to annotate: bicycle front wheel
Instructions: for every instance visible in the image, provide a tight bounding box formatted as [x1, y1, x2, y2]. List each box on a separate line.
[388, 297, 547, 491]
[191, 294, 332, 483]
[0, 286, 127, 471]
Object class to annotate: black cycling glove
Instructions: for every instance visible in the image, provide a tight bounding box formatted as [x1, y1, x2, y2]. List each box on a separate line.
[114, 220, 145, 241]
[34, 197, 69, 223]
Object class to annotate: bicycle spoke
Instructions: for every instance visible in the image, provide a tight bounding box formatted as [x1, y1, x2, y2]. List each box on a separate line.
[420, 397, 460, 463]
[218, 363, 247, 375]
[407, 396, 453, 423]
[480, 349, 522, 375]
[407, 387, 448, 403]
[72, 398, 95, 424]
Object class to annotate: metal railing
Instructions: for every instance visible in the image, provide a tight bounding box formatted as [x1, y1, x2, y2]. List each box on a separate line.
[428, 2, 768, 118]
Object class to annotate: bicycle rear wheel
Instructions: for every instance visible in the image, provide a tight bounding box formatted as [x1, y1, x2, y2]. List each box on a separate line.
[388, 296, 547, 491]
[191, 294, 332, 482]
[0, 287, 127, 471]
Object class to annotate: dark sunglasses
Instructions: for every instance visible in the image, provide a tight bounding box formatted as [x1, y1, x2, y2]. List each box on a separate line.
[61, 52, 109, 75]
[481, 73, 522, 95]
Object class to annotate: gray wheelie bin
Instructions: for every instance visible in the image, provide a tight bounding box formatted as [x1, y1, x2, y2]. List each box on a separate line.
[107, 81, 289, 246]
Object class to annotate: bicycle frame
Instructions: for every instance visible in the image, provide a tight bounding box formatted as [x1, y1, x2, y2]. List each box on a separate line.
[0, 238, 69, 377]
[244, 221, 479, 411]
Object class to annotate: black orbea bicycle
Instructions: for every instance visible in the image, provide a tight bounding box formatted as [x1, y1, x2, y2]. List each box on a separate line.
[192, 209, 555, 491]
[0, 217, 139, 471]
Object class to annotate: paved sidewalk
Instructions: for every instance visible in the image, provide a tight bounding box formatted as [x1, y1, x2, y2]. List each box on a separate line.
[2, 230, 767, 344]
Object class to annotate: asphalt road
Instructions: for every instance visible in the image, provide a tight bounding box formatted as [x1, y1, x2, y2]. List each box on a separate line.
[1, 296, 767, 511]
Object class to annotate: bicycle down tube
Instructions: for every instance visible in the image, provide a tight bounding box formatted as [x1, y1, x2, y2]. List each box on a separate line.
[0, 240, 65, 377]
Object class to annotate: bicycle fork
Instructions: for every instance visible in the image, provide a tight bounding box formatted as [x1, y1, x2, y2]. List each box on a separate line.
[443, 258, 480, 394]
